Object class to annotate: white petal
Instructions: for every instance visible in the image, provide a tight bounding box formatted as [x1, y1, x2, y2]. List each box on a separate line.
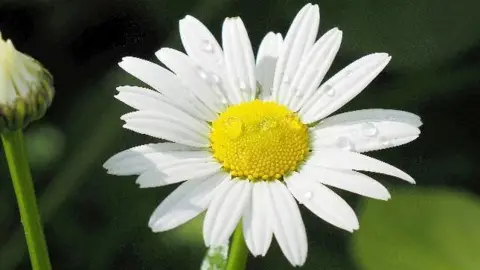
[121, 110, 210, 147]
[104, 143, 195, 165]
[178, 16, 231, 106]
[220, 19, 242, 104]
[108, 150, 211, 176]
[136, 160, 221, 188]
[309, 148, 415, 183]
[148, 171, 229, 232]
[288, 28, 343, 111]
[300, 165, 391, 200]
[243, 182, 273, 256]
[312, 109, 421, 152]
[155, 48, 224, 113]
[121, 102, 210, 134]
[179, 15, 224, 76]
[300, 53, 392, 123]
[104, 146, 210, 176]
[222, 17, 257, 102]
[118, 56, 173, 93]
[319, 109, 422, 128]
[286, 172, 360, 232]
[115, 86, 169, 111]
[203, 179, 252, 246]
[267, 180, 307, 266]
[273, 4, 320, 105]
[118, 57, 215, 121]
[256, 32, 283, 100]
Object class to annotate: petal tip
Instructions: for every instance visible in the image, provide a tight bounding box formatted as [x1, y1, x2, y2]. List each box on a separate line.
[380, 195, 391, 201]
[102, 158, 114, 169]
[116, 85, 126, 92]
[303, 3, 313, 9]
[402, 173, 416, 184]
[181, 15, 194, 22]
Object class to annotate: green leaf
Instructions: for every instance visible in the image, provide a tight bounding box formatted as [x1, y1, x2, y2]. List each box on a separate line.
[352, 188, 480, 270]
[201, 242, 229, 270]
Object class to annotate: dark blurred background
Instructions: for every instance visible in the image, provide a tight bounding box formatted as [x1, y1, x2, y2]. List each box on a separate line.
[0, 0, 479, 269]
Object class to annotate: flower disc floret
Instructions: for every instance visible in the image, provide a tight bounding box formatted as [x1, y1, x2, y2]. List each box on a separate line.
[210, 100, 310, 181]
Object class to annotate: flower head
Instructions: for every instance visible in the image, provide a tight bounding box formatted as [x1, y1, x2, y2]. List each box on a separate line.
[0, 33, 54, 132]
[104, 3, 421, 266]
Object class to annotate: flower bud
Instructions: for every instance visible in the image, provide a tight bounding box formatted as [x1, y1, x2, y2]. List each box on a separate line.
[0, 33, 54, 133]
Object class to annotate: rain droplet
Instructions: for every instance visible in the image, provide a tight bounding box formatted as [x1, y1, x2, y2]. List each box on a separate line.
[239, 81, 248, 92]
[378, 136, 391, 146]
[202, 40, 214, 53]
[259, 120, 278, 131]
[225, 118, 243, 139]
[325, 85, 335, 96]
[211, 74, 221, 84]
[335, 136, 354, 151]
[304, 191, 313, 200]
[199, 71, 208, 80]
[294, 90, 304, 98]
[387, 115, 396, 121]
[196, 66, 208, 80]
[361, 122, 378, 137]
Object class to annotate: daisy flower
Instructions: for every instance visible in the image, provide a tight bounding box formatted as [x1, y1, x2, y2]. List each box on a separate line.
[104, 3, 421, 266]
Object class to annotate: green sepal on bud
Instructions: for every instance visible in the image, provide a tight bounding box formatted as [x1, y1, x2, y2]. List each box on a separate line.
[0, 33, 54, 133]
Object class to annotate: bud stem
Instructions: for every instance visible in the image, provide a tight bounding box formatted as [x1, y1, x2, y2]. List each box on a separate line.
[226, 224, 248, 270]
[1, 130, 52, 270]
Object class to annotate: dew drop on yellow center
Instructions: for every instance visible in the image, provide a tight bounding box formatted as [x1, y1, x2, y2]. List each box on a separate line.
[210, 100, 310, 181]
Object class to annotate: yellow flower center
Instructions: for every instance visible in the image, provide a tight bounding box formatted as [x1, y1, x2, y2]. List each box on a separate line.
[210, 100, 310, 181]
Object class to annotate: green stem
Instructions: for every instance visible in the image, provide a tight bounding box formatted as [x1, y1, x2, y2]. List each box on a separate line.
[226, 224, 248, 270]
[1, 130, 52, 270]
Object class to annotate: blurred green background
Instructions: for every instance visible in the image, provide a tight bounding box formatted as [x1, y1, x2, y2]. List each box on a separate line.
[1, 0, 479, 269]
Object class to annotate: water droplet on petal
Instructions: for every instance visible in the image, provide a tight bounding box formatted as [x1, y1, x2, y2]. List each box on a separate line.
[238, 80, 249, 93]
[325, 85, 335, 96]
[379, 136, 391, 147]
[202, 40, 214, 53]
[336, 136, 354, 151]
[196, 66, 208, 80]
[387, 115, 396, 121]
[304, 191, 313, 200]
[239, 80, 246, 88]
[361, 122, 378, 137]
[294, 90, 304, 98]
[211, 74, 221, 84]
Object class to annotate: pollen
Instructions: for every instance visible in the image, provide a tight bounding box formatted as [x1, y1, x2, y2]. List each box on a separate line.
[210, 100, 310, 181]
